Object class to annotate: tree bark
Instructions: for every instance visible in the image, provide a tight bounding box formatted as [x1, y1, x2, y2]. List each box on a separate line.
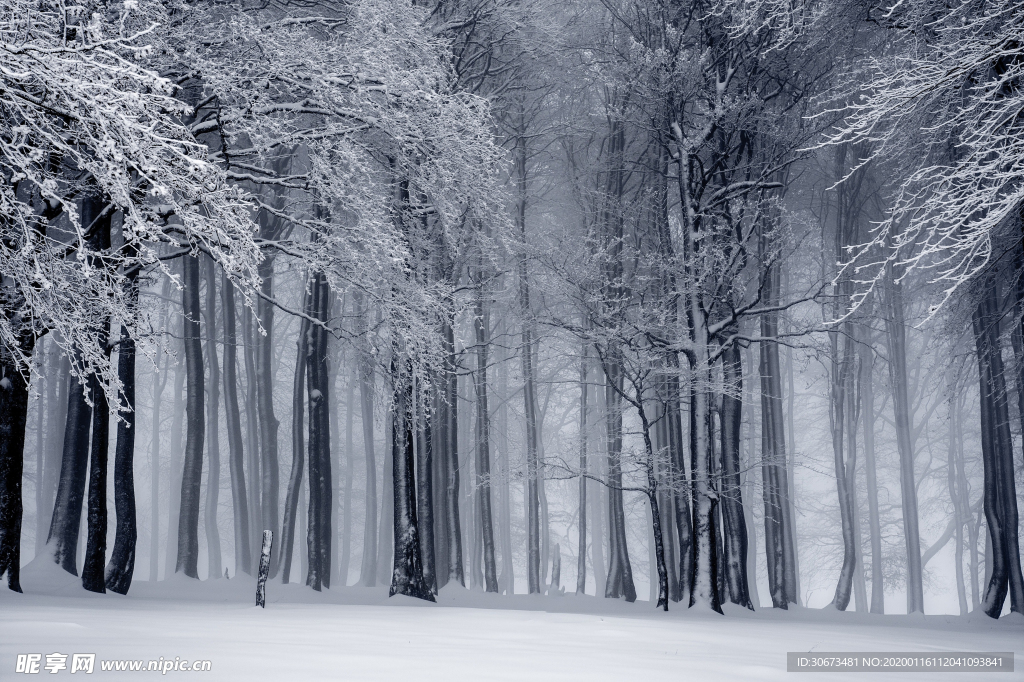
[82, 329, 110, 594]
[47, 368, 91, 575]
[256, 257, 280, 575]
[176, 253, 205, 578]
[280, 286, 309, 584]
[416, 376, 437, 593]
[883, 266, 925, 614]
[972, 277, 1024, 617]
[306, 272, 332, 591]
[149, 333, 167, 582]
[340, 355, 355, 586]
[577, 343, 589, 595]
[720, 342, 752, 609]
[0, 336, 34, 591]
[203, 256, 222, 580]
[389, 363, 434, 601]
[354, 291, 378, 587]
[441, 312, 464, 586]
[242, 303, 262, 568]
[473, 283, 498, 593]
[222, 274, 251, 576]
[105, 260, 140, 594]
[859, 328, 885, 613]
[603, 354, 636, 602]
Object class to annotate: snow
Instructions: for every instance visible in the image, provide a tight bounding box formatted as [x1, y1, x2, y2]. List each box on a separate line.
[3, 575, 1022, 681]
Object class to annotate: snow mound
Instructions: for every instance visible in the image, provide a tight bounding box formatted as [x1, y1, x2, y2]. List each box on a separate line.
[18, 554, 93, 597]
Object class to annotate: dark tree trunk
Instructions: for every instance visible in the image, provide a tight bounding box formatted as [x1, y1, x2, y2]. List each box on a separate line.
[0, 337, 34, 592]
[973, 278, 1024, 617]
[82, 336, 110, 593]
[441, 313, 464, 586]
[41, 346, 68, 558]
[603, 354, 636, 602]
[47, 368, 91, 574]
[389, 363, 434, 601]
[222, 275, 251, 576]
[473, 282, 498, 593]
[758, 224, 794, 609]
[176, 253, 205, 578]
[203, 255, 222, 579]
[720, 343, 752, 609]
[416, 377, 436, 593]
[306, 272, 332, 591]
[105, 261, 140, 594]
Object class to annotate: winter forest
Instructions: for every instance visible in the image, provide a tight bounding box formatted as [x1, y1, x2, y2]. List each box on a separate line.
[1, 0, 1023, 677]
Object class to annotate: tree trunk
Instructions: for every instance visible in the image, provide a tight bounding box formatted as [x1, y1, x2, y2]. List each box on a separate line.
[165, 320, 185, 579]
[149, 337, 167, 582]
[0, 336, 34, 591]
[829, 321, 857, 611]
[280, 288, 309, 584]
[883, 268, 924, 614]
[577, 343, 589, 595]
[378, 403, 395, 585]
[222, 275, 251, 576]
[82, 329, 111, 594]
[176, 253, 205, 579]
[948, 386, 968, 616]
[105, 263, 139, 593]
[340, 357, 355, 586]
[306, 272, 332, 591]
[603, 354, 636, 602]
[40, 346, 68, 561]
[47, 368, 91, 575]
[242, 304, 262, 568]
[720, 343, 752, 609]
[972, 278, 1024, 617]
[256, 257, 280, 574]
[203, 256, 222, 580]
[859, 326, 885, 613]
[354, 291, 378, 587]
[416, 376, 437, 593]
[441, 313, 464, 586]
[757, 228, 794, 609]
[33, 340, 47, 557]
[495, 318, 514, 595]
[473, 283, 498, 593]
[389, 363, 434, 601]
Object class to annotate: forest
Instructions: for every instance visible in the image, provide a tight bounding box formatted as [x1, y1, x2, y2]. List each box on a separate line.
[0, 0, 1023, 663]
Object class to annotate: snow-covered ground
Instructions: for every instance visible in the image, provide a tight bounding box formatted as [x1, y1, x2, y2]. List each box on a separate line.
[2, 563, 1021, 681]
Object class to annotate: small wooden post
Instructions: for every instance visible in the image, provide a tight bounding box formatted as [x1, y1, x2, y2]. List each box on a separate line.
[256, 530, 274, 608]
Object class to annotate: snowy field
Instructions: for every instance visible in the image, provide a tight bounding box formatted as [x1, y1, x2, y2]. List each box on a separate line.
[2, 565, 1022, 682]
